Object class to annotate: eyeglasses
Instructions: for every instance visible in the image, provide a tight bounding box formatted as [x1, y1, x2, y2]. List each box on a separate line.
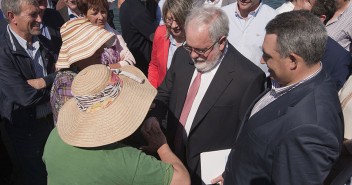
[183, 38, 221, 55]
[165, 17, 177, 25]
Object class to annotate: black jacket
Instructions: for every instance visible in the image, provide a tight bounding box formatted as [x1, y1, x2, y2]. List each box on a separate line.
[0, 26, 57, 123]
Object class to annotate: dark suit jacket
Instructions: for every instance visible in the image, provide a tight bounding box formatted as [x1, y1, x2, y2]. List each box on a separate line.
[58, 7, 70, 22]
[119, 0, 158, 75]
[43, 8, 65, 54]
[224, 70, 344, 185]
[0, 26, 56, 123]
[0, 19, 7, 35]
[152, 44, 266, 184]
[322, 37, 351, 90]
[193, 0, 236, 7]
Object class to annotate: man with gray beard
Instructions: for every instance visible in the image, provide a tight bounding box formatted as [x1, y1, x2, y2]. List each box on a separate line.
[146, 5, 266, 184]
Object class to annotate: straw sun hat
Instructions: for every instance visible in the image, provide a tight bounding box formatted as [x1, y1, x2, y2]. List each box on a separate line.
[56, 18, 115, 69]
[57, 64, 157, 147]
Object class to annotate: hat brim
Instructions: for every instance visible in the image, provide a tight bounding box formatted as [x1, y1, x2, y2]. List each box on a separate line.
[56, 19, 115, 69]
[57, 66, 157, 147]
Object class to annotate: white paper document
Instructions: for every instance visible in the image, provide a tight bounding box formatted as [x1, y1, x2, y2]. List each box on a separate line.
[200, 148, 231, 184]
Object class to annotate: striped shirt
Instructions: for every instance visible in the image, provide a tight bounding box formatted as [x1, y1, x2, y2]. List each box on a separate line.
[250, 63, 322, 118]
[326, 1, 352, 52]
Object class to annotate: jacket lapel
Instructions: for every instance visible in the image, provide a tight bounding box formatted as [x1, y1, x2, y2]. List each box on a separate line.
[189, 46, 236, 133]
[174, 57, 196, 118]
[243, 72, 324, 132]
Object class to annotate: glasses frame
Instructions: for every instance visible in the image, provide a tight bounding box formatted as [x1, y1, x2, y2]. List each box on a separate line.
[183, 37, 222, 56]
[165, 17, 177, 25]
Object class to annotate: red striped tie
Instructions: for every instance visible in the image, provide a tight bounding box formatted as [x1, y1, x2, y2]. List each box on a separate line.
[174, 72, 202, 157]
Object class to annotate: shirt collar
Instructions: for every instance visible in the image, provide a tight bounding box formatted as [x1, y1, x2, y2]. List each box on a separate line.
[68, 8, 80, 19]
[204, 0, 221, 5]
[235, 1, 263, 19]
[8, 25, 39, 51]
[271, 62, 322, 96]
[169, 35, 177, 46]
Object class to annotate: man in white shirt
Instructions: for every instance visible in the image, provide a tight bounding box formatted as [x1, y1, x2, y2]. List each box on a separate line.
[222, 0, 277, 75]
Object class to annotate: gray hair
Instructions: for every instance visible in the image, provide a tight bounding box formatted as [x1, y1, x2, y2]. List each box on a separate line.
[265, 10, 327, 66]
[162, 0, 193, 37]
[2, 0, 38, 17]
[185, 5, 229, 42]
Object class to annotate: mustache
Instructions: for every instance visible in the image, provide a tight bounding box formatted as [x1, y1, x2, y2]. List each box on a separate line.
[190, 58, 206, 65]
[32, 23, 41, 27]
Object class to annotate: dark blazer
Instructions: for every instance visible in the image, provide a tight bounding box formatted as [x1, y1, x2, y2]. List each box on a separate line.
[119, 0, 158, 75]
[58, 7, 70, 22]
[322, 37, 351, 90]
[153, 43, 266, 184]
[42, 8, 65, 54]
[193, 0, 236, 7]
[223, 70, 344, 185]
[0, 19, 8, 35]
[0, 26, 56, 122]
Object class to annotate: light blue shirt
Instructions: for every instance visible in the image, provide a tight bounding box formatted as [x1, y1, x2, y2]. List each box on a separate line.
[156, 0, 165, 25]
[41, 24, 51, 40]
[167, 35, 178, 69]
[222, 2, 277, 76]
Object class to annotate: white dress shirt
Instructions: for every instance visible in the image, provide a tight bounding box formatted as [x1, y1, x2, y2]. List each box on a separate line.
[184, 44, 229, 135]
[222, 2, 277, 76]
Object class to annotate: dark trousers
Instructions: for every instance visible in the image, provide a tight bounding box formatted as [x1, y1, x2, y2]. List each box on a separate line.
[1, 115, 54, 185]
[0, 119, 12, 185]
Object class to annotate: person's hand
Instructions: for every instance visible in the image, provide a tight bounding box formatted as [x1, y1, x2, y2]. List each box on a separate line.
[27, 78, 46, 89]
[141, 117, 167, 153]
[211, 174, 224, 185]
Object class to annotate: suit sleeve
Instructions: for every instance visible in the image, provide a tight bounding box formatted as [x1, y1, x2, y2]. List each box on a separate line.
[131, 9, 158, 42]
[332, 52, 351, 90]
[148, 26, 163, 88]
[272, 124, 341, 185]
[0, 49, 51, 107]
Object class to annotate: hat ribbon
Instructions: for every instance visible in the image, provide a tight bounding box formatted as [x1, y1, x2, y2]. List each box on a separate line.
[110, 68, 145, 84]
[75, 72, 122, 112]
[74, 68, 145, 112]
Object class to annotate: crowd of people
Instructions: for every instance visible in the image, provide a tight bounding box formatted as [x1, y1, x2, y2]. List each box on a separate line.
[0, 0, 351, 184]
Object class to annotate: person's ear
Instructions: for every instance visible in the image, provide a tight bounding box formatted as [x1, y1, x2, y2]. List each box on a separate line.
[7, 11, 16, 24]
[288, 53, 299, 70]
[219, 36, 227, 51]
[319, 15, 326, 23]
